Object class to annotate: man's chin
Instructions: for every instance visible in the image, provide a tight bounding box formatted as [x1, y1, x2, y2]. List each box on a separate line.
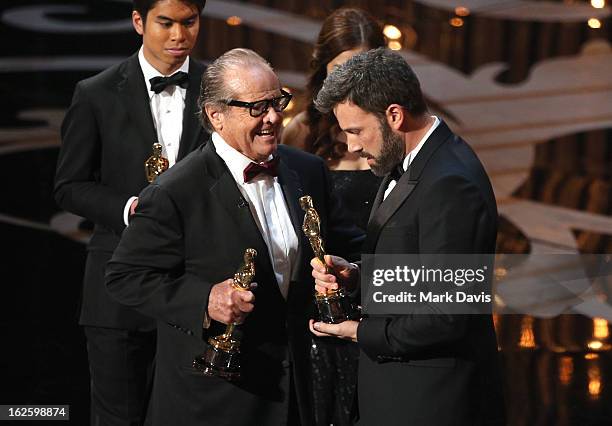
[254, 143, 277, 162]
[369, 163, 389, 177]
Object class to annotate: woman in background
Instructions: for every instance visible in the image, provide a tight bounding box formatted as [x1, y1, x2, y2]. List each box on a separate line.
[283, 8, 384, 231]
[282, 8, 385, 426]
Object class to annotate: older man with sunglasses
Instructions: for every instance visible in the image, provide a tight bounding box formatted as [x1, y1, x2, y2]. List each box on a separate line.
[104, 48, 363, 426]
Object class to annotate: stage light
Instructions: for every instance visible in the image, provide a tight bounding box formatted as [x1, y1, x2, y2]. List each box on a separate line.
[455, 6, 470, 17]
[588, 364, 601, 399]
[518, 316, 536, 348]
[587, 340, 603, 350]
[588, 378, 601, 398]
[226, 16, 242, 26]
[558, 356, 573, 385]
[388, 41, 402, 50]
[593, 318, 609, 339]
[383, 25, 402, 40]
[450, 17, 464, 28]
[588, 18, 602, 29]
[591, 0, 605, 9]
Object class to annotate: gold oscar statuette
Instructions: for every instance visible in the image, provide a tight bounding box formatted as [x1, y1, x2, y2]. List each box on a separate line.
[193, 248, 257, 380]
[144, 143, 169, 183]
[299, 195, 358, 324]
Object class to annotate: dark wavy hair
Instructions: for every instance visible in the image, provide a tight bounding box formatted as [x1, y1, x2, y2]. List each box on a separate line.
[304, 8, 385, 161]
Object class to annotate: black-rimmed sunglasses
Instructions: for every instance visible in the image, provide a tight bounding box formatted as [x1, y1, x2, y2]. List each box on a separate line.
[226, 89, 292, 117]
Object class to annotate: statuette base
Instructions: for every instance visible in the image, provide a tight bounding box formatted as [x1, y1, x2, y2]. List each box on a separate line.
[315, 288, 359, 324]
[193, 335, 241, 381]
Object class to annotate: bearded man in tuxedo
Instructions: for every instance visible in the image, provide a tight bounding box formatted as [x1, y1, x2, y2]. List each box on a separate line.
[309, 48, 505, 426]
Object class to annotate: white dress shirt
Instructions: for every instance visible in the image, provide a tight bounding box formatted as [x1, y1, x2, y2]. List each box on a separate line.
[212, 132, 299, 299]
[383, 116, 440, 200]
[123, 47, 189, 226]
[139, 46, 188, 167]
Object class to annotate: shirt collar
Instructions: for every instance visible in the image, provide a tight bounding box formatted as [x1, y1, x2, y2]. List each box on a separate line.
[138, 46, 189, 99]
[212, 132, 275, 185]
[402, 115, 440, 171]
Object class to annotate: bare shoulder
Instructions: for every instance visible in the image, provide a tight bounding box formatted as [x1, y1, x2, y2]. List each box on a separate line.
[281, 111, 310, 150]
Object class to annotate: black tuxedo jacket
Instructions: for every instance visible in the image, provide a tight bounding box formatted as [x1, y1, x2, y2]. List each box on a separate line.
[356, 121, 505, 425]
[105, 141, 364, 426]
[54, 52, 207, 329]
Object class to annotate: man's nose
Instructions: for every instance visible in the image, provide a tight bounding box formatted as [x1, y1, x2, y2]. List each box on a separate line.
[170, 23, 187, 41]
[263, 106, 281, 123]
[346, 139, 362, 153]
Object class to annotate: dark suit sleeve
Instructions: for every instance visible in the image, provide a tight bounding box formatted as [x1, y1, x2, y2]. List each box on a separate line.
[105, 184, 210, 336]
[54, 82, 131, 235]
[358, 174, 493, 359]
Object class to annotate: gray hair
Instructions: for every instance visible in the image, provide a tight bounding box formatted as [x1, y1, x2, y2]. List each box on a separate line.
[314, 47, 427, 119]
[198, 48, 274, 132]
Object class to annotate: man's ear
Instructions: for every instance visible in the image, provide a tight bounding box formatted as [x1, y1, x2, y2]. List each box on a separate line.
[132, 10, 145, 36]
[385, 104, 405, 131]
[205, 105, 224, 132]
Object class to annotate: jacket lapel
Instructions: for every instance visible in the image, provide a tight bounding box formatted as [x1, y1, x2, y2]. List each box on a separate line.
[367, 174, 390, 226]
[363, 120, 454, 253]
[119, 53, 158, 151]
[178, 60, 205, 160]
[203, 142, 278, 295]
[276, 157, 306, 282]
[363, 176, 418, 253]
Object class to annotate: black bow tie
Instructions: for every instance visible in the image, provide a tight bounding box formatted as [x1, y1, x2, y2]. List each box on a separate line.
[243, 157, 280, 183]
[389, 163, 405, 182]
[149, 71, 189, 94]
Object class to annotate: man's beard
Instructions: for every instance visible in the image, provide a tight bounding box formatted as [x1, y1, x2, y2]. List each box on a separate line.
[369, 120, 405, 177]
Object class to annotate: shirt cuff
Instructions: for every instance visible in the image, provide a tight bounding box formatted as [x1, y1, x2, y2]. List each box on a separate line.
[123, 196, 138, 226]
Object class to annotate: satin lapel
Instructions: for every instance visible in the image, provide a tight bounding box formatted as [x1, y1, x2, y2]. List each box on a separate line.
[177, 60, 205, 160]
[203, 143, 277, 293]
[119, 54, 157, 149]
[277, 158, 306, 282]
[363, 176, 418, 252]
[362, 175, 391, 253]
[367, 174, 390, 226]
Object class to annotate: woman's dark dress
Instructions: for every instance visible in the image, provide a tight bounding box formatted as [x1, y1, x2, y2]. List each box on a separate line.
[311, 170, 382, 426]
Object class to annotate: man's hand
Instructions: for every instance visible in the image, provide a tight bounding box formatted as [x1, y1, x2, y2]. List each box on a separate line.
[129, 198, 139, 216]
[309, 319, 359, 342]
[311, 255, 359, 294]
[207, 279, 256, 324]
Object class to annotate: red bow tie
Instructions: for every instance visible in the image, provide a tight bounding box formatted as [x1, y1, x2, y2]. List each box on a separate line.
[243, 157, 279, 183]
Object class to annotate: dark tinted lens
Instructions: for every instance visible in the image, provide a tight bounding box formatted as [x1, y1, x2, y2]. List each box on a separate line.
[272, 95, 291, 112]
[250, 100, 269, 117]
